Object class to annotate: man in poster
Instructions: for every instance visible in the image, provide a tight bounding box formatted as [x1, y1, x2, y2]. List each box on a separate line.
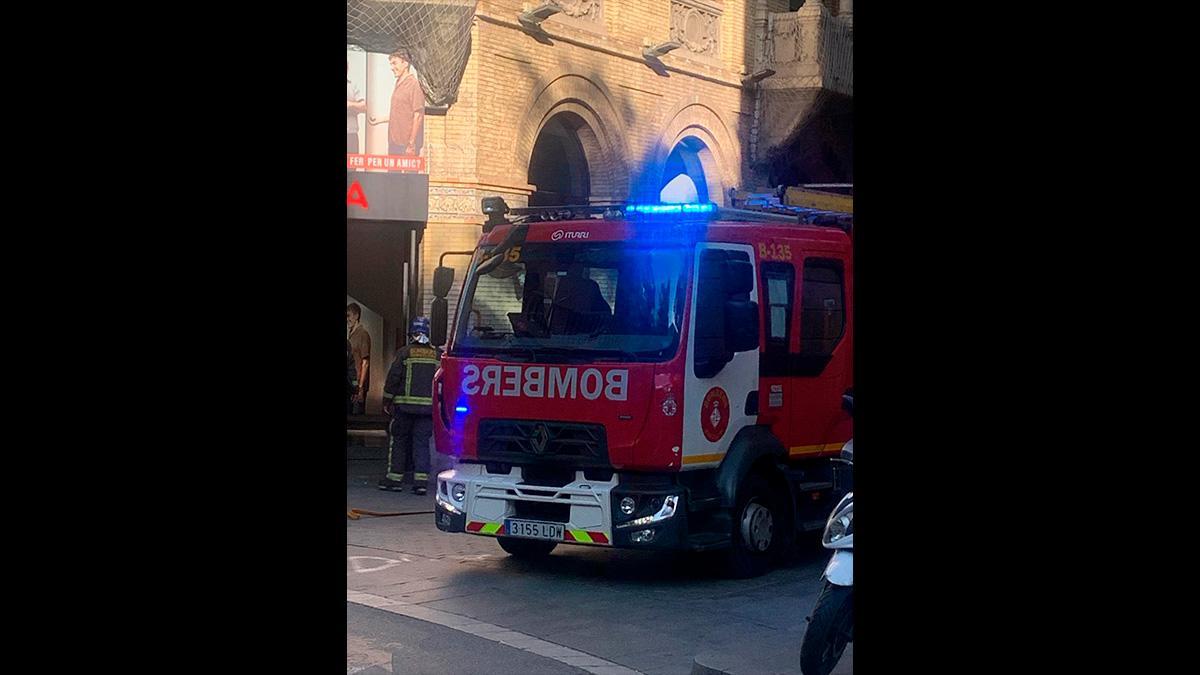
[369, 51, 425, 156]
[347, 60, 366, 153]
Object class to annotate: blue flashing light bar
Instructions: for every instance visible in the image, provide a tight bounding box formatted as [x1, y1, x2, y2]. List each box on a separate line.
[454, 405, 468, 413]
[626, 202, 716, 215]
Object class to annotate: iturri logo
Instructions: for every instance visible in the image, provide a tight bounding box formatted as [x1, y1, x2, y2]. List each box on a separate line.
[551, 229, 588, 241]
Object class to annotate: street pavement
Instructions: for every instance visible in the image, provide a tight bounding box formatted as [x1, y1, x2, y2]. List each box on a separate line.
[347, 453, 852, 675]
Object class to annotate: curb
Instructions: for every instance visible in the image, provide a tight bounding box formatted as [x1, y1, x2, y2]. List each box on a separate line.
[691, 657, 732, 675]
[691, 653, 739, 675]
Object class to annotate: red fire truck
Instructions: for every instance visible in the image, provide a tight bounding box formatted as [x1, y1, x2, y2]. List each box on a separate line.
[430, 196, 852, 577]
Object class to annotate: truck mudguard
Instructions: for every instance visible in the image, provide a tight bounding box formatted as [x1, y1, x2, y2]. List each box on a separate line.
[715, 425, 788, 508]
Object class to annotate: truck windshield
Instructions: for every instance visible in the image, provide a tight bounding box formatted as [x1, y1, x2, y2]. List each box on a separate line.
[452, 242, 689, 362]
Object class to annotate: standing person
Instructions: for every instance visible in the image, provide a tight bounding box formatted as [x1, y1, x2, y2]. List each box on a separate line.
[347, 303, 372, 415]
[368, 51, 425, 156]
[346, 338, 358, 415]
[379, 317, 441, 494]
[347, 60, 366, 154]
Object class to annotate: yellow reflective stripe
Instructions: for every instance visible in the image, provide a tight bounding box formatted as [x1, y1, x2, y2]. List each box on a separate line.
[569, 530, 592, 543]
[394, 357, 439, 403]
[480, 523, 501, 535]
[788, 442, 845, 457]
[682, 453, 725, 465]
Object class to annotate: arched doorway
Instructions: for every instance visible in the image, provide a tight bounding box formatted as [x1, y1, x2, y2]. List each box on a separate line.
[658, 136, 718, 204]
[528, 112, 593, 207]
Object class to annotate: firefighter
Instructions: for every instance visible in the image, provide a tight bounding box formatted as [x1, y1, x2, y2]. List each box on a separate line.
[379, 316, 441, 494]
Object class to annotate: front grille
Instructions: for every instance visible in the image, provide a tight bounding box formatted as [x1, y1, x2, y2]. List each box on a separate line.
[478, 419, 609, 467]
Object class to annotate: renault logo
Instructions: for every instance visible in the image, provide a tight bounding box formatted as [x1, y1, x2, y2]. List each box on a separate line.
[529, 423, 550, 455]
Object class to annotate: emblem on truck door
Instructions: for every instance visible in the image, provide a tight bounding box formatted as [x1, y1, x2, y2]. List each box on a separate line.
[701, 387, 731, 442]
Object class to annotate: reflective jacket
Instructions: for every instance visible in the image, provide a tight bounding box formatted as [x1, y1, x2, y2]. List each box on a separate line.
[383, 342, 442, 415]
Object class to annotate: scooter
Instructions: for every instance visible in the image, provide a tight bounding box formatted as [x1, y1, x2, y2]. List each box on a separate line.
[799, 394, 853, 675]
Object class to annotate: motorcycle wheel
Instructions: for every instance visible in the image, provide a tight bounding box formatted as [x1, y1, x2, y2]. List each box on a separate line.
[799, 580, 853, 675]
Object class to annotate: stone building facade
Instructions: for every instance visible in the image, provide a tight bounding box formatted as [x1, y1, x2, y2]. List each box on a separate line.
[405, 0, 853, 332]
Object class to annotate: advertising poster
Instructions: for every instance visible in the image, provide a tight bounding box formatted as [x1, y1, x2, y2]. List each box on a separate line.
[347, 48, 427, 174]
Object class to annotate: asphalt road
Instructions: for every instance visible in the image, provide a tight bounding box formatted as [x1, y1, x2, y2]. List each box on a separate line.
[347, 457, 852, 675]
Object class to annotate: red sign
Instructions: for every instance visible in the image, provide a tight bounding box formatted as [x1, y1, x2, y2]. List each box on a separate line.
[347, 153, 425, 172]
[347, 180, 369, 209]
[701, 387, 731, 442]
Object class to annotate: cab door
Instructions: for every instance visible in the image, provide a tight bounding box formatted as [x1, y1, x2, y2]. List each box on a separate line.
[758, 259, 797, 444]
[680, 243, 760, 469]
[788, 254, 851, 457]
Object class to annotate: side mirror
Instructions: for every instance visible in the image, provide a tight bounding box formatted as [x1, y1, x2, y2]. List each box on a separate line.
[695, 250, 760, 376]
[694, 250, 729, 378]
[433, 266, 455, 298]
[431, 297, 448, 347]
[724, 259, 754, 295]
[725, 299, 759, 352]
[842, 392, 854, 416]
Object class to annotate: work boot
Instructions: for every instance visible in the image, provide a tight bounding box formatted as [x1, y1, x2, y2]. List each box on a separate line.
[411, 484, 428, 496]
[377, 476, 406, 491]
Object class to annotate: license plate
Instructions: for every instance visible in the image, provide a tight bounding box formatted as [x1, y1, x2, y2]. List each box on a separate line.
[505, 519, 564, 541]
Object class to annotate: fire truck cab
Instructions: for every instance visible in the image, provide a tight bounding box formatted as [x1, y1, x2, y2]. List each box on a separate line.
[431, 197, 852, 577]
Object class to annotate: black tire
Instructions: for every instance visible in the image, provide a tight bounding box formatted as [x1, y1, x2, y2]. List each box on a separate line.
[724, 473, 782, 578]
[497, 537, 558, 558]
[800, 581, 853, 675]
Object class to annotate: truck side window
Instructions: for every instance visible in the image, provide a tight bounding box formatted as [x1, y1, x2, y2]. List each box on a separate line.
[799, 258, 845, 358]
[760, 261, 795, 377]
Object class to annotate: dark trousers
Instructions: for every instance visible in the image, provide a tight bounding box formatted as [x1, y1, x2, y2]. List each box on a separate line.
[389, 139, 423, 156]
[387, 411, 432, 482]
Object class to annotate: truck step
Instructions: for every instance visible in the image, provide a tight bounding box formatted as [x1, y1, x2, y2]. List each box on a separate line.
[796, 481, 834, 493]
[687, 532, 731, 551]
[800, 519, 828, 533]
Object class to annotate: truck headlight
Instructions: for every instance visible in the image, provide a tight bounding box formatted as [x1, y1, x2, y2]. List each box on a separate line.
[616, 495, 679, 529]
[436, 494, 463, 515]
[452, 483, 466, 502]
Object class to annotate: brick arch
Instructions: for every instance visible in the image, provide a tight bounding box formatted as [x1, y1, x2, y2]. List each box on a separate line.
[514, 71, 631, 202]
[645, 98, 742, 206]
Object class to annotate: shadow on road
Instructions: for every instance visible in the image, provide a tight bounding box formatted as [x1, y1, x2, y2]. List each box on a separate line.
[443, 532, 829, 588]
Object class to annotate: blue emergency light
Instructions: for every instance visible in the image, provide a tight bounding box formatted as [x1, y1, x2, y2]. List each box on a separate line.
[487, 197, 719, 226]
[626, 202, 716, 215]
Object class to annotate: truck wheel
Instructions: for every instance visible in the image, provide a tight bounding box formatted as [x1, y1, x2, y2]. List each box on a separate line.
[497, 537, 558, 558]
[725, 473, 780, 578]
[799, 580, 853, 675]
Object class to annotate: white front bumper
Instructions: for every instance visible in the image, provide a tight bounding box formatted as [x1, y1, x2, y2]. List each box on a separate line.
[437, 463, 616, 545]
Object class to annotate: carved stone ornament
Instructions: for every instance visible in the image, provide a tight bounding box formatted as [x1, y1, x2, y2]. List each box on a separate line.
[670, 0, 721, 57]
[765, 14, 805, 64]
[429, 186, 479, 217]
[551, 0, 601, 22]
